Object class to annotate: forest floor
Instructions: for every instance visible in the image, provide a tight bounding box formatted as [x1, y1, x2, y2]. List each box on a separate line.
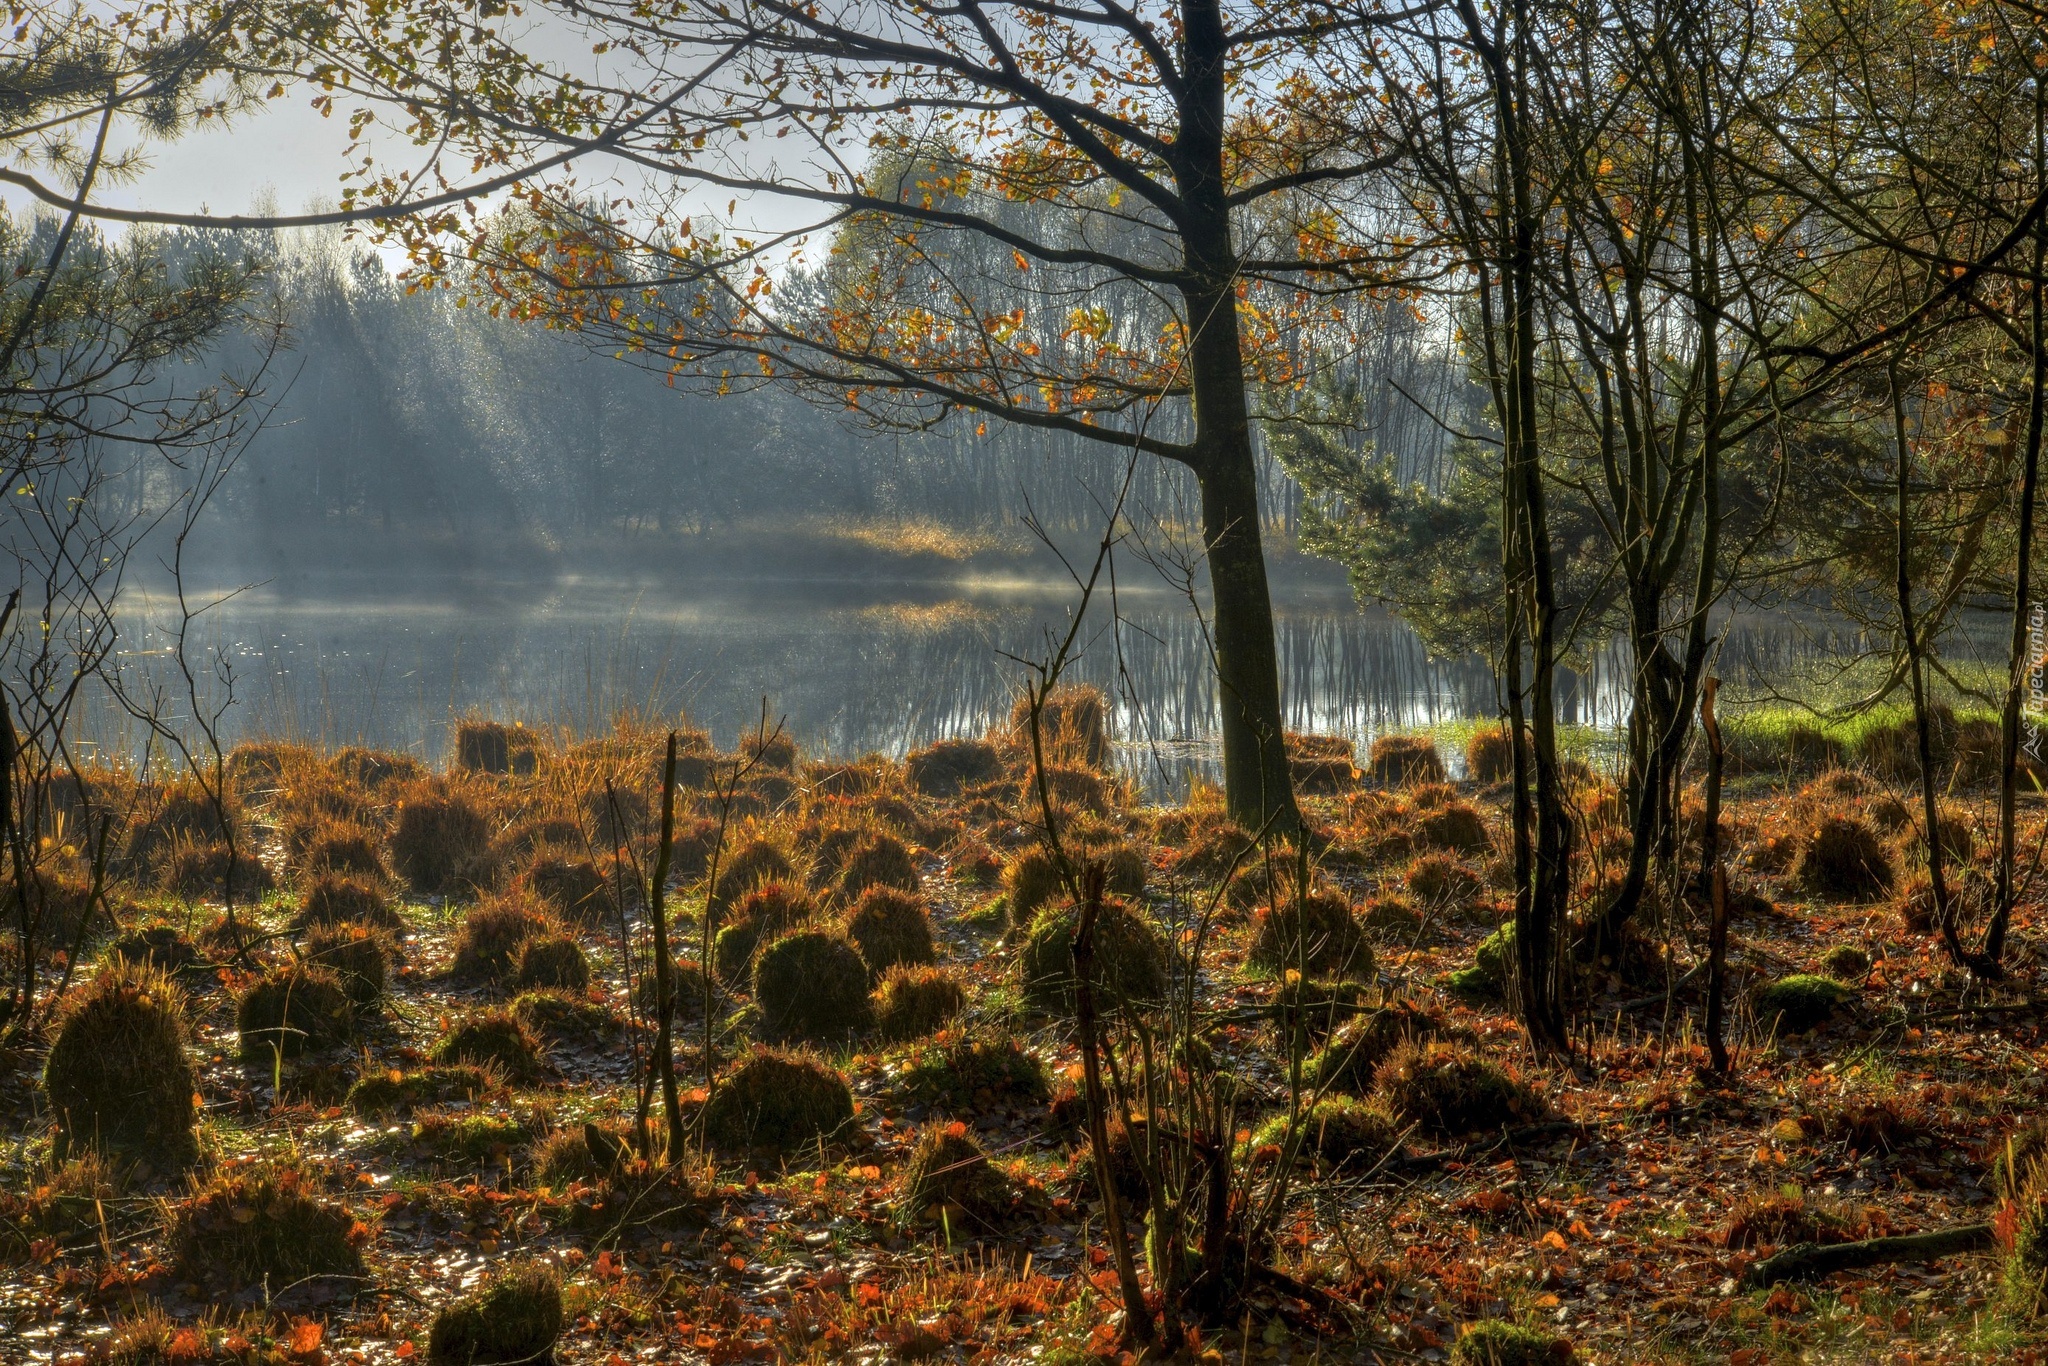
[1, 727, 2045, 1366]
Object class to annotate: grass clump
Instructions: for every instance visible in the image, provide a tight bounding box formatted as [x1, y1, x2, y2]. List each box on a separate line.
[301, 822, 388, 880]
[1411, 802, 1492, 855]
[753, 930, 873, 1044]
[237, 964, 354, 1059]
[898, 1124, 1012, 1222]
[708, 837, 794, 912]
[1368, 733, 1446, 787]
[873, 965, 967, 1041]
[700, 1048, 856, 1158]
[1251, 1097, 1402, 1172]
[346, 1064, 491, 1116]
[450, 893, 555, 983]
[44, 960, 196, 1167]
[104, 924, 201, 978]
[1375, 1042, 1549, 1138]
[1405, 853, 1483, 905]
[1449, 1320, 1575, 1365]
[521, 852, 609, 924]
[167, 1163, 368, 1292]
[713, 880, 817, 980]
[161, 840, 275, 901]
[903, 1034, 1050, 1111]
[1754, 973, 1853, 1034]
[1246, 891, 1371, 979]
[1465, 727, 1528, 784]
[296, 872, 403, 933]
[838, 829, 921, 900]
[0, 1155, 128, 1261]
[1010, 683, 1112, 768]
[302, 922, 392, 1009]
[513, 934, 590, 992]
[1718, 1191, 1852, 1250]
[1795, 814, 1895, 901]
[428, 1261, 565, 1365]
[844, 885, 937, 973]
[1990, 1119, 2048, 1203]
[1002, 847, 1064, 928]
[1300, 1003, 1450, 1094]
[513, 989, 620, 1043]
[431, 1008, 546, 1082]
[454, 718, 545, 776]
[1019, 898, 1167, 1015]
[1820, 943, 1871, 981]
[392, 785, 495, 895]
[906, 738, 1004, 797]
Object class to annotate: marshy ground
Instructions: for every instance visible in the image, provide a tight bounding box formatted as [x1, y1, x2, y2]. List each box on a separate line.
[4, 701, 2048, 1365]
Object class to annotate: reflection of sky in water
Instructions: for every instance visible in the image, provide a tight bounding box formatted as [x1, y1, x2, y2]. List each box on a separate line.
[77, 576, 1895, 796]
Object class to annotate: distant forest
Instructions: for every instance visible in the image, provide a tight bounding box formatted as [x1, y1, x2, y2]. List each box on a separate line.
[146, 223, 1473, 582]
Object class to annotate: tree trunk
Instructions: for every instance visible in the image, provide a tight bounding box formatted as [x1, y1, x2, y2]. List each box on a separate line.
[1177, 0, 1299, 839]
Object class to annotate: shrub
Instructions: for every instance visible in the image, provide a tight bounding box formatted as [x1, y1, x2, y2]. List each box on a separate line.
[1465, 728, 1528, 784]
[297, 872, 403, 932]
[237, 965, 354, 1059]
[1368, 734, 1445, 788]
[1405, 853, 1483, 905]
[432, 1008, 546, 1082]
[753, 930, 873, 1044]
[1449, 1320, 1575, 1366]
[428, 1262, 564, 1365]
[839, 830, 921, 901]
[346, 1064, 491, 1115]
[1019, 898, 1167, 1014]
[1375, 1042, 1549, 1138]
[1754, 973, 1851, 1034]
[514, 934, 591, 992]
[521, 852, 609, 924]
[167, 1164, 367, 1292]
[303, 922, 392, 1009]
[844, 886, 937, 973]
[1794, 814, 1893, 901]
[1301, 1003, 1449, 1094]
[903, 1034, 1049, 1110]
[392, 786, 495, 894]
[450, 893, 555, 982]
[907, 738, 1004, 796]
[512, 989, 619, 1043]
[1247, 892, 1372, 980]
[1251, 1097, 1401, 1172]
[700, 1048, 856, 1157]
[44, 960, 196, 1166]
[712, 880, 816, 980]
[1412, 802, 1492, 855]
[899, 1125, 1011, 1221]
[873, 965, 967, 1040]
[301, 822, 388, 880]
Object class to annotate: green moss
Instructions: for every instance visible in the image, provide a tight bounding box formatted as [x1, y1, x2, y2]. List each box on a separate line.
[1449, 1319, 1574, 1365]
[1301, 1004, 1448, 1094]
[1820, 944, 1871, 981]
[1754, 973, 1852, 1034]
[427, 1261, 564, 1365]
[700, 1048, 856, 1159]
[1251, 1097, 1401, 1171]
[167, 1164, 366, 1292]
[753, 929, 874, 1044]
[431, 1008, 546, 1082]
[412, 1112, 536, 1167]
[44, 960, 197, 1167]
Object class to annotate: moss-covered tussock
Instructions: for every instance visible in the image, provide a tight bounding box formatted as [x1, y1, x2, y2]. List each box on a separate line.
[1019, 897, 1167, 1014]
[44, 960, 197, 1166]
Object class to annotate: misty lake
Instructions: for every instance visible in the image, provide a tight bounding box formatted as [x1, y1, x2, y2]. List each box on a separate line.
[87, 569, 1876, 792]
